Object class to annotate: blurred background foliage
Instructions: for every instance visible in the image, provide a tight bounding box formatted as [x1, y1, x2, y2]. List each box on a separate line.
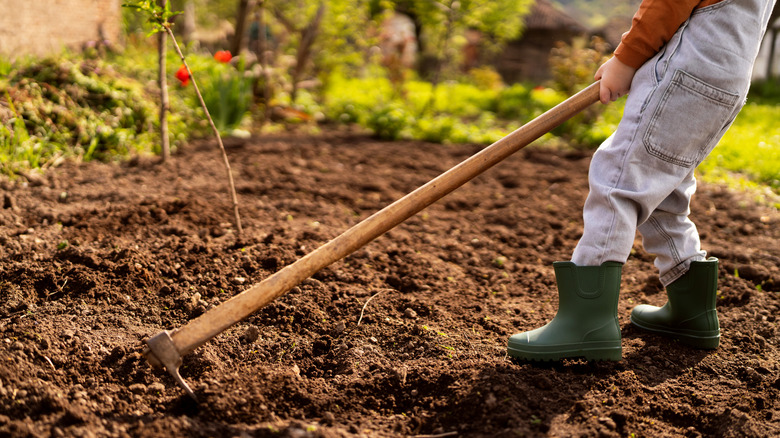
[0, 0, 777, 200]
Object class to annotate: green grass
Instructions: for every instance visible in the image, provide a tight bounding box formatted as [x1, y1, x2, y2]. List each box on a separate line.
[320, 72, 778, 202]
[0, 44, 219, 176]
[699, 102, 780, 194]
[321, 74, 573, 145]
[1, 56, 168, 174]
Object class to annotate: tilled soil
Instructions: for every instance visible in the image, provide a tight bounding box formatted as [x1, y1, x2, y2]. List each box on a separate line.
[1, 129, 778, 437]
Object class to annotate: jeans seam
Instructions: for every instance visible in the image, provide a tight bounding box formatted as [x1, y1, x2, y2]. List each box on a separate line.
[692, 0, 736, 15]
[648, 216, 682, 266]
[643, 70, 740, 168]
[598, 121, 639, 264]
[661, 263, 688, 287]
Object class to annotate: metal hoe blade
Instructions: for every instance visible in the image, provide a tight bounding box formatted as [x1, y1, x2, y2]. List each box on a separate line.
[145, 331, 197, 401]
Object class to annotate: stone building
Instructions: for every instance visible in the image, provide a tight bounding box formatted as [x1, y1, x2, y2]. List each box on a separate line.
[0, 0, 122, 58]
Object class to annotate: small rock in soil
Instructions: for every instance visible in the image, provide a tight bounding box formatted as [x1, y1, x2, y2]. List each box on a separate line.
[599, 416, 617, 430]
[2, 194, 16, 210]
[301, 278, 323, 289]
[322, 412, 336, 425]
[485, 393, 497, 408]
[147, 382, 165, 394]
[128, 383, 146, 394]
[240, 326, 261, 344]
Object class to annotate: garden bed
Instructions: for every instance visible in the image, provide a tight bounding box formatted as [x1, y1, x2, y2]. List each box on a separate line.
[1, 130, 778, 437]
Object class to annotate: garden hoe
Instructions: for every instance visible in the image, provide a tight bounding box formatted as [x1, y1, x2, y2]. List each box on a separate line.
[143, 81, 602, 400]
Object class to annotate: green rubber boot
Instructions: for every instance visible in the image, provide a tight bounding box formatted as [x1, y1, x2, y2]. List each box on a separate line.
[507, 261, 623, 361]
[630, 257, 720, 349]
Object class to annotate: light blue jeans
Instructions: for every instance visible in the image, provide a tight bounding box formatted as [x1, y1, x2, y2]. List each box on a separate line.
[572, 0, 776, 286]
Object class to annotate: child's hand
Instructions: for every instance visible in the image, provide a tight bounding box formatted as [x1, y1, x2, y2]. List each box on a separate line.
[594, 57, 637, 104]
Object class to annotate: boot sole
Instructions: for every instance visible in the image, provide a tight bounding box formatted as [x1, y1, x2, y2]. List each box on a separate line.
[507, 340, 622, 362]
[630, 316, 720, 349]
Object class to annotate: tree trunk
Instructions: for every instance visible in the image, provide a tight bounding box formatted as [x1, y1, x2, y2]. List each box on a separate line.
[181, 0, 196, 45]
[231, 0, 256, 55]
[770, 2, 780, 30]
[158, 0, 170, 162]
[766, 4, 780, 79]
[421, 0, 458, 115]
[257, 1, 271, 123]
[767, 28, 778, 79]
[290, 2, 325, 104]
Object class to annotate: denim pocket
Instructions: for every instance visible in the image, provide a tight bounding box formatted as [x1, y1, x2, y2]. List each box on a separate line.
[643, 69, 739, 168]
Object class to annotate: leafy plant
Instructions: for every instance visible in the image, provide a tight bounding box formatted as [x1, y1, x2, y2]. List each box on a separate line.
[467, 67, 505, 91]
[0, 57, 12, 79]
[0, 92, 38, 175]
[549, 36, 610, 96]
[322, 72, 564, 144]
[367, 103, 410, 140]
[122, 0, 180, 34]
[0, 57, 193, 175]
[198, 58, 254, 134]
[414, 115, 456, 143]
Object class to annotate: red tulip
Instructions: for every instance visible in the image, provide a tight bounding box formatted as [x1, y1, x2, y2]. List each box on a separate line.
[175, 65, 190, 86]
[214, 50, 232, 63]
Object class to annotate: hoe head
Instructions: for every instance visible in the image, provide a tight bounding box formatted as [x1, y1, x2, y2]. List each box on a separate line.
[144, 330, 197, 401]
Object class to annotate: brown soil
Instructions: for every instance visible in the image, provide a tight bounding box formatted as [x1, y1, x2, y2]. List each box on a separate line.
[1, 129, 778, 437]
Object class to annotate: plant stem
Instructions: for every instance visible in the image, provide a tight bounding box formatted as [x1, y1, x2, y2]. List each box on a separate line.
[166, 27, 243, 236]
[357, 290, 384, 326]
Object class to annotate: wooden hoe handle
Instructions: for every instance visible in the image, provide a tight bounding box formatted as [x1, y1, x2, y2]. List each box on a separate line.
[144, 81, 601, 373]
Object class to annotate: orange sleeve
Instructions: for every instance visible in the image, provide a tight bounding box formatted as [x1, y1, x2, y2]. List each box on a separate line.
[614, 0, 721, 69]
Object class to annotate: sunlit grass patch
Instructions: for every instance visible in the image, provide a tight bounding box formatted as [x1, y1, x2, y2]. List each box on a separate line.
[700, 102, 780, 195]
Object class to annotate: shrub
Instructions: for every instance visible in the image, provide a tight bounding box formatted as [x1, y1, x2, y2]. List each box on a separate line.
[467, 67, 505, 91]
[548, 36, 610, 96]
[434, 82, 498, 117]
[547, 36, 611, 146]
[320, 72, 575, 145]
[323, 75, 393, 125]
[2, 59, 157, 161]
[367, 103, 411, 140]
[494, 84, 532, 119]
[414, 115, 456, 143]
[496, 84, 568, 123]
[0, 53, 201, 175]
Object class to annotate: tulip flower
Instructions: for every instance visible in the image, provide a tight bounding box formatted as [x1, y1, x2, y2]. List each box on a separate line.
[214, 50, 232, 63]
[175, 65, 190, 86]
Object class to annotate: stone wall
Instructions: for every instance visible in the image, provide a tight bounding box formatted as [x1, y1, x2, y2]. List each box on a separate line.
[0, 0, 121, 58]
